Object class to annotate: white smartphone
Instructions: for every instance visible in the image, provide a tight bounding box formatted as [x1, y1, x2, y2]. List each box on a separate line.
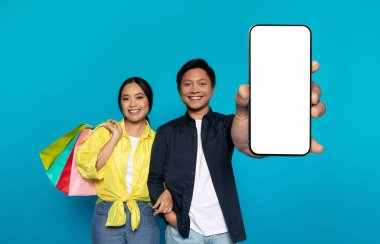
[249, 25, 311, 156]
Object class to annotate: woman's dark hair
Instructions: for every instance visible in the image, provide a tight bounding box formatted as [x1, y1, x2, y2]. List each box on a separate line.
[118, 77, 153, 121]
[176, 58, 216, 89]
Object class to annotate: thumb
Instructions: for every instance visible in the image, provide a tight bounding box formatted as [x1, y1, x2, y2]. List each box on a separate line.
[152, 198, 161, 209]
[235, 84, 250, 108]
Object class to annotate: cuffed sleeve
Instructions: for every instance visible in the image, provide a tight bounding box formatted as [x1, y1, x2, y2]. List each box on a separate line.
[147, 127, 167, 204]
[75, 127, 109, 180]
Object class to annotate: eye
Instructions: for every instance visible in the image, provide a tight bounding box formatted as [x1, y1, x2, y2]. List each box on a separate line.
[122, 97, 129, 101]
[199, 82, 207, 87]
[183, 82, 191, 87]
[136, 96, 144, 100]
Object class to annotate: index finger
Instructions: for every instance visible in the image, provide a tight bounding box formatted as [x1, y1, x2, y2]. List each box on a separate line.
[312, 61, 320, 73]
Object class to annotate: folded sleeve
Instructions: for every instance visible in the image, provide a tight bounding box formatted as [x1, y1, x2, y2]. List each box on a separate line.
[75, 127, 109, 180]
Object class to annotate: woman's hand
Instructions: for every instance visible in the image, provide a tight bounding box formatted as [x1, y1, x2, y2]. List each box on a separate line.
[164, 211, 177, 228]
[153, 189, 173, 215]
[104, 119, 123, 142]
[94, 120, 122, 171]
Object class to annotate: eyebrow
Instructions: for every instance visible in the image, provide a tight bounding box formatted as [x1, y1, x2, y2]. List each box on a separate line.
[182, 78, 208, 82]
[122, 93, 145, 97]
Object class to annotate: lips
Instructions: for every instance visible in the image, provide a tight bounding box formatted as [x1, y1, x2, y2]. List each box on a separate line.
[128, 109, 141, 114]
[188, 96, 203, 100]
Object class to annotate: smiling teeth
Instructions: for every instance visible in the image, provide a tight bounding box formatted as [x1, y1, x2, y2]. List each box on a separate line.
[129, 109, 140, 113]
[189, 96, 201, 100]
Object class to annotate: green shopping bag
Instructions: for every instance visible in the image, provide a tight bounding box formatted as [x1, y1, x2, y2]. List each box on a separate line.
[45, 133, 80, 186]
[39, 124, 91, 170]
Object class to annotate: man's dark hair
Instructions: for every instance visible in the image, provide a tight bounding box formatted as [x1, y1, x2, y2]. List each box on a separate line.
[176, 58, 216, 89]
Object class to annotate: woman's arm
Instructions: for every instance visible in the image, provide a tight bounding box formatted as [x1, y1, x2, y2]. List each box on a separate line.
[76, 120, 122, 180]
[95, 120, 122, 170]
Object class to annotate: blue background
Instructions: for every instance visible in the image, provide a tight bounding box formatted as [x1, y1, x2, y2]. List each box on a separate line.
[1, 0, 379, 243]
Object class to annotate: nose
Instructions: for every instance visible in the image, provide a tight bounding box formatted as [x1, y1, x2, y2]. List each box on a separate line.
[130, 98, 137, 107]
[190, 83, 200, 94]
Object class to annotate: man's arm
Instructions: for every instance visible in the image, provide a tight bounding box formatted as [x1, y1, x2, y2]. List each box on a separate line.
[231, 61, 326, 156]
[148, 127, 174, 216]
[148, 127, 167, 203]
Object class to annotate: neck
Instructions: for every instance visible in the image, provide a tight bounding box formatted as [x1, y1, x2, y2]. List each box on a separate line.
[125, 119, 146, 137]
[187, 105, 210, 120]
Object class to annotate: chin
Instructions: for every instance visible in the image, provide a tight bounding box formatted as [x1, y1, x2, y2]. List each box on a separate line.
[124, 115, 147, 123]
[186, 104, 208, 112]
[184, 101, 202, 109]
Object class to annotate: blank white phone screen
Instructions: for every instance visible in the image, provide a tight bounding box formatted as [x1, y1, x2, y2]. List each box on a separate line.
[249, 25, 311, 155]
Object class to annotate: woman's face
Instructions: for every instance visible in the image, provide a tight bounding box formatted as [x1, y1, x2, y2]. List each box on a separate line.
[120, 82, 149, 123]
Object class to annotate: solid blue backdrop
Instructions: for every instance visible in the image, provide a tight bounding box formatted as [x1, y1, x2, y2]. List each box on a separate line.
[1, 0, 379, 243]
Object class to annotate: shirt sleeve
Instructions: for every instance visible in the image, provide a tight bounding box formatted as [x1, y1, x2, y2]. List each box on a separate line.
[75, 127, 109, 180]
[225, 114, 235, 153]
[147, 126, 167, 204]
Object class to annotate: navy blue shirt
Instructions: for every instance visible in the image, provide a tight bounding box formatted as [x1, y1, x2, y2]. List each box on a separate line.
[148, 109, 246, 243]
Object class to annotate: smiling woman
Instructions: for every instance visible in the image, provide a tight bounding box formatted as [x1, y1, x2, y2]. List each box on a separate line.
[118, 78, 154, 125]
[75, 77, 160, 244]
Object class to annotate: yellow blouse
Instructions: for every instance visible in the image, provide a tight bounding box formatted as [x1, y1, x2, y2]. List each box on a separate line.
[75, 119, 155, 231]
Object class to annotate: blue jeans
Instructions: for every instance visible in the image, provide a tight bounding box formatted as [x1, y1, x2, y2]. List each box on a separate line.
[165, 225, 234, 244]
[92, 201, 160, 244]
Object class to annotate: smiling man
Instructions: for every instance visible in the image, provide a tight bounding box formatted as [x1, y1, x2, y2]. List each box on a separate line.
[148, 58, 325, 243]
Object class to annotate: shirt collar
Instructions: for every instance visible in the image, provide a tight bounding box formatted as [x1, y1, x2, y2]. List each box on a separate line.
[184, 107, 214, 122]
[120, 118, 154, 139]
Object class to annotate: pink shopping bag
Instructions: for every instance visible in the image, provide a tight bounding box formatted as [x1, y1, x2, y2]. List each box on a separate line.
[68, 129, 97, 196]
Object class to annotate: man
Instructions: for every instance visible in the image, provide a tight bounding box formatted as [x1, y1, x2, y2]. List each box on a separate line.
[148, 58, 325, 243]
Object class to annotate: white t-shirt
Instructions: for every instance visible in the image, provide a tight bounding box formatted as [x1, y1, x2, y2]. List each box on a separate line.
[126, 136, 140, 193]
[189, 120, 228, 236]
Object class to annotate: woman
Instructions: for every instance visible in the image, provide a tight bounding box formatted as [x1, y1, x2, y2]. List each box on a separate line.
[76, 77, 160, 244]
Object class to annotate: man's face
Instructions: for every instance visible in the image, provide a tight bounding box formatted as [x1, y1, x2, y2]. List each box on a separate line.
[179, 68, 214, 113]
